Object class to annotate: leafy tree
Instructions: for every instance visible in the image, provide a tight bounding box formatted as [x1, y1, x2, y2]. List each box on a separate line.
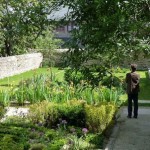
[33, 28, 63, 67]
[0, 0, 57, 56]
[57, 0, 150, 86]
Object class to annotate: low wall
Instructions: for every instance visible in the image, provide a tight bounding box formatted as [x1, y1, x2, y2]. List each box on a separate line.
[123, 57, 150, 70]
[0, 53, 43, 79]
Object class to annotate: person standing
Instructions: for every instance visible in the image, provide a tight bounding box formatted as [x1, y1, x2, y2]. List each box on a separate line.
[125, 64, 140, 118]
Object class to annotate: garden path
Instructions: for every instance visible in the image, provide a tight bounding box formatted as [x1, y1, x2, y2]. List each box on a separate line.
[0, 107, 29, 122]
[105, 101, 150, 150]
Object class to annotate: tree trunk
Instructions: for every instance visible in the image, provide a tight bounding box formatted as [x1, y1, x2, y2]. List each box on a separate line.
[4, 39, 12, 56]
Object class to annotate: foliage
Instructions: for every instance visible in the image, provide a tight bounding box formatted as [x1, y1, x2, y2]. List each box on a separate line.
[0, 119, 68, 150]
[33, 29, 63, 67]
[96, 87, 124, 106]
[64, 69, 85, 85]
[57, 0, 150, 82]
[64, 68, 125, 88]
[0, 115, 105, 149]
[85, 103, 117, 132]
[28, 100, 85, 128]
[0, 0, 58, 56]
[0, 68, 64, 91]
[0, 106, 5, 120]
[27, 100, 117, 148]
[57, 100, 86, 127]
[29, 143, 46, 150]
[0, 70, 124, 106]
[28, 100, 117, 133]
[41, 52, 66, 68]
[101, 76, 123, 88]
[28, 101, 59, 127]
[10, 73, 123, 105]
[0, 90, 11, 107]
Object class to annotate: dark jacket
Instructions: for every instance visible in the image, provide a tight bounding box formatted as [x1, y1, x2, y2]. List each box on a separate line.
[125, 72, 140, 94]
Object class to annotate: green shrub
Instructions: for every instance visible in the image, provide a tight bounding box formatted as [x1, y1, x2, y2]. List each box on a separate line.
[85, 103, 117, 132]
[86, 133, 104, 149]
[64, 66, 109, 87]
[48, 139, 66, 150]
[28, 100, 86, 128]
[101, 76, 122, 88]
[0, 120, 62, 150]
[45, 130, 56, 141]
[57, 100, 86, 127]
[0, 106, 5, 119]
[64, 69, 84, 85]
[28, 100, 117, 133]
[28, 101, 59, 127]
[0, 135, 24, 150]
[29, 143, 46, 150]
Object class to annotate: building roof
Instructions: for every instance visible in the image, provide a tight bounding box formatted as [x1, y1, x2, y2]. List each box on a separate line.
[48, 6, 70, 20]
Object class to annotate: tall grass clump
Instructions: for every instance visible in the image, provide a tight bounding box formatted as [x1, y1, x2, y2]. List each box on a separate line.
[0, 68, 124, 106]
[0, 90, 11, 106]
[11, 73, 123, 106]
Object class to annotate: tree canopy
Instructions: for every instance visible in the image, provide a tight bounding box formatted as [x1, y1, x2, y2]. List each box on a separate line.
[0, 0, 58, 56]
[59, 0, 150, 66]
[55, 0, 150, 85]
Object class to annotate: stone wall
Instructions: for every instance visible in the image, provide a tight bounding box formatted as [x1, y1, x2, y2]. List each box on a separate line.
[123, 55, 150, 70]
[0, 53, 43, 79]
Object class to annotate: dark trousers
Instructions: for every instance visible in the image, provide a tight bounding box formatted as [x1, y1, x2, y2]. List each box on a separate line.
[128, 93, 138, 117]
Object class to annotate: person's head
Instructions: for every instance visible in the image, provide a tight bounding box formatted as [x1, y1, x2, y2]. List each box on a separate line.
[130, 64, 137, 72]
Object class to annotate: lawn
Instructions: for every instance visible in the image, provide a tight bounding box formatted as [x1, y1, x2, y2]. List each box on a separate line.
[0, 68, 150, 100]
[116, 70, 150, 100]
[0, 68, 64, 91]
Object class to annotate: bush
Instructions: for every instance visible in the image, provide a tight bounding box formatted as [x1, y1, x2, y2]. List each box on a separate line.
[64, 69, 84, 85]
[28, 100, 117, 133]
[85, 103, 117, 132]
[101, 76, 122, 88]
[28, 100, 86, 128]
[28, 101, 59, 127]
[29, 143, 46, 150]
[0, 106, 5, 120]
[57, 100, 86, 127]
[0, 135, 24, 150]
[0, 119, 67, 150]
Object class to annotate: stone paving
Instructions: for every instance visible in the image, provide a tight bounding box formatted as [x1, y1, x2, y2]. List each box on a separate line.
[0, 107, 29, 122]
[105, 104, 150, 150]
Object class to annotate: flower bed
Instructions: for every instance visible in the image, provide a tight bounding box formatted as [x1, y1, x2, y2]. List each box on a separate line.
[0, 71, 125, 149]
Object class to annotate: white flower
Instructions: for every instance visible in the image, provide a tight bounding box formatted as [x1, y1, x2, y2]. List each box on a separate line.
[62, 144, 70, 150]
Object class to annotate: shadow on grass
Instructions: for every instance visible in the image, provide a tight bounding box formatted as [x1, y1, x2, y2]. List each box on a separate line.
[0, 84, 11, 87]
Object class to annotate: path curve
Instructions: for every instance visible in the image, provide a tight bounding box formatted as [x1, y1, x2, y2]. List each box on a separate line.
[105, 106, 150, 150]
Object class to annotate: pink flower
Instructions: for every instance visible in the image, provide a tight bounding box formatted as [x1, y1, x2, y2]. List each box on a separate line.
[82, 128, 88, 134]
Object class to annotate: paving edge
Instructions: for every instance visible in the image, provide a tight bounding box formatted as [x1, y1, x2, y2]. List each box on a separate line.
[104, 107, 124, 150]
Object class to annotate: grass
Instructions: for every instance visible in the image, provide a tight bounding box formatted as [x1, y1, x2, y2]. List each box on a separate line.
[0, 68, 150, 100]
[138, 71, 150, 100]
[116, 70, 150, 100]
[0, 68, 64, 91]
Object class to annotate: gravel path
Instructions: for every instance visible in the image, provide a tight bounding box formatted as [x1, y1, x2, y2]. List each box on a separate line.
[105, 106, 150, 150]
[0, 107, 29, 122]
